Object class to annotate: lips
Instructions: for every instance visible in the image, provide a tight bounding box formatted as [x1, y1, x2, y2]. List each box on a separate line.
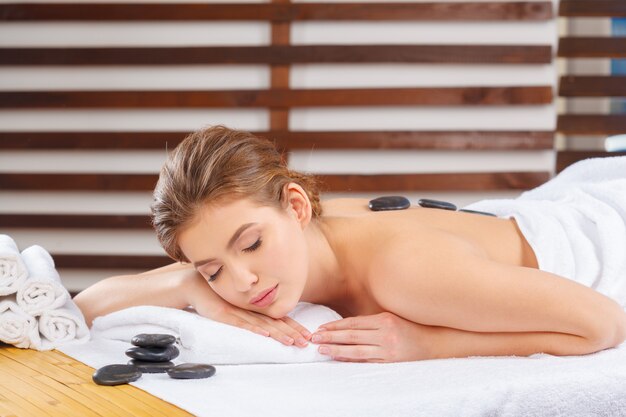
[250, 284, 278, 304]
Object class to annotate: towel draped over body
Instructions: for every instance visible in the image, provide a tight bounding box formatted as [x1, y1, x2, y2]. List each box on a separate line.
[463, 155, 626, 307]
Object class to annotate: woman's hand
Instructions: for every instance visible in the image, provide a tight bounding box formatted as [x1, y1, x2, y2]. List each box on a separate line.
[185, 272, 312, 348]
[310, 311, 434, 363]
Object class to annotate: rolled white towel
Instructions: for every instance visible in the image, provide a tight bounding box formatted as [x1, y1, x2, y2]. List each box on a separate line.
[0, 296, 41, 349]
[38, 298, 90, 351]
[17, 245, 69, 316]
[0, 234, 29, 296]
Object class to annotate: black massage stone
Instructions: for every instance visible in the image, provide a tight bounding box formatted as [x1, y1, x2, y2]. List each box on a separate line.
[125, 345, 179, 362]
[93, 364, 142, 386]
[458, 208, 497, 217]
[368, 196, 411, 211]
[417, 198, 457, 211]
[167, 363, 217, 380]
[128, 359, 176, 374]
[131, 333, 176, 348]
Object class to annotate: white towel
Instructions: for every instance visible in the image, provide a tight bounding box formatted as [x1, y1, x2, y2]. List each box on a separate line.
[0, 234, 28, 296]
[17, 245, 69, 316]
[0, 296, 41, 349]
[37, 299, 90, 351]
[59, 316, 626, 417]
[463, 155, 626, 307]
[0, 242, 89, 351]
[90, 302, 342, 364]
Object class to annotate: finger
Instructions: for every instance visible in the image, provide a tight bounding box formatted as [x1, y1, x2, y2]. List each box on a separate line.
[317, 344, 384, 362]
[278, 316, 313, 340]
[224, 314, 271, 338]
[310, 329, 380, 346]
[317, 315, 382, 331]
[229, 311, 298, 346]
[251, 314, 309, 347]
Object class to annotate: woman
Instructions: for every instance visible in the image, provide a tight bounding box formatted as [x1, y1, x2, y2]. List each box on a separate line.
[74, 125, 626, 363]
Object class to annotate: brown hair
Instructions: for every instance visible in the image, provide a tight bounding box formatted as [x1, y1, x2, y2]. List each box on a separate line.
[151, 125, 323, 263]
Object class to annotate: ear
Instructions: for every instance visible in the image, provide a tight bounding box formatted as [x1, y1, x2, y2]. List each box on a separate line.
[281, 182, 312, 229]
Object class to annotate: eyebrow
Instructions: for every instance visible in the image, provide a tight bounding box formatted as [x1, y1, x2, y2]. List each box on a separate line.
[192, 222, 258, 269]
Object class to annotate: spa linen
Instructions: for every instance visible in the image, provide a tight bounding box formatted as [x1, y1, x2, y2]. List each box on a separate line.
[18, 245, 69, 316]
[0, 296, 41, 349]
[59, 304, 626, 417]
[0, 234, 29, 296]
[0, 241, 89, 350]
[463, 155, 626, 307]
[38, 298, 90, 350]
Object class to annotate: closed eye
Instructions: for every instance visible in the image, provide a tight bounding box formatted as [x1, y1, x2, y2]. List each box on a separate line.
[207, 238, 262, 282]
[243, 238, 262, 253]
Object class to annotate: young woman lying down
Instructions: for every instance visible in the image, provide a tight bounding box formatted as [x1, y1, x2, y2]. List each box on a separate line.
[74, 126, 626, 363]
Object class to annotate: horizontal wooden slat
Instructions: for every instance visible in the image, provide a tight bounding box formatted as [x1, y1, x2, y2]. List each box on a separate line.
[52, 254, 171, 269]
[0, 131, 188, 149]
[557, 114, 626, 135]
[0, 173, 157, 191]
[0, 214, 152, 229]
[0, 87, 554, 108]
[0, 130, 555, 150]
[0, 172, 550, 192]
[558, 37, 626, 58]
[322, 171, 550, 191]
[0, 45, 552, 66]
[559, 1, 626, 17]
[0, 2, 554, 21]
[556, 150, 626, 172]
[559, 76, 626, 97]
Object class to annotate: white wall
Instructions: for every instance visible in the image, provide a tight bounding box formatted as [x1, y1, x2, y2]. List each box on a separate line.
[0, 0, 560, 291]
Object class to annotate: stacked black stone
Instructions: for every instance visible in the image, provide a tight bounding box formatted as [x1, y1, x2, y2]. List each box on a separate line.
[92, 333, 217, 386]
[126, 333, 179, 373]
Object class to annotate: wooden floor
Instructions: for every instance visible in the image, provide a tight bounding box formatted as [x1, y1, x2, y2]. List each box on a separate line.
[0, 344, 193, 417]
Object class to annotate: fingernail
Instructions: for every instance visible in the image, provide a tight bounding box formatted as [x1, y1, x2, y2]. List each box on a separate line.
[317, 327, 327, 332]
[303, 330, 312, 337]
[311, 334, 322, 343]
[297, 337, 308, 346]
[319, 346, 330, 354]
[283, 337, 294, 344]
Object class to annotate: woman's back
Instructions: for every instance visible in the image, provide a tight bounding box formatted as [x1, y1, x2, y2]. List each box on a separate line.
[316, 198, 540, 317]
[321, 198, 538, 268]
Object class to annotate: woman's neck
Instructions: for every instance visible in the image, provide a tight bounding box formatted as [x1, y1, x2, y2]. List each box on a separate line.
[299, 216, 358, 314]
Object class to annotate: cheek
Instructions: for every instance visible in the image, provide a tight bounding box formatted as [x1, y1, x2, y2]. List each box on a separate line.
[258, 228, 308, 281]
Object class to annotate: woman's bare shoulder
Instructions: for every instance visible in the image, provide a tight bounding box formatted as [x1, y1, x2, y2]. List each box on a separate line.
[321, 198, 372, 217]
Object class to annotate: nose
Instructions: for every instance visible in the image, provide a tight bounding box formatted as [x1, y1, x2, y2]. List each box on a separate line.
[230, 264, 258, 293]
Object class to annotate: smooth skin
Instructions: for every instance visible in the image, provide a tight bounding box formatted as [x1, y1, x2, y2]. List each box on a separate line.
[75, 183, 626, 362]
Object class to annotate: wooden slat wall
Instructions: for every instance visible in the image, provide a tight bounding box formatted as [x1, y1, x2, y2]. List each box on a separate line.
[556, 0, 626, 170]
[0, 1, 556, 290]
[0, 2, 555, 21]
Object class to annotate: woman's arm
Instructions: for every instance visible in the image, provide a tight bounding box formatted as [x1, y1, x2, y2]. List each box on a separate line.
[369, 232, 626, 356]
[73, 262, 202, 327]
[73, 262, 314, 348]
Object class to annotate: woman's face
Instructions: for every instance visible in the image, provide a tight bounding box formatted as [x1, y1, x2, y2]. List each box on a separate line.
[177, 194, 310, 318]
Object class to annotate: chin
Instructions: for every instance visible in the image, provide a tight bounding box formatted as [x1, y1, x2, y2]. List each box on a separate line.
[264, 301, 295, 319]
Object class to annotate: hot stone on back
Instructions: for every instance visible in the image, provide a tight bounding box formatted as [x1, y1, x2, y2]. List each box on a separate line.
[417, 198, 457, 211]
[368, 196, 411, 211]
